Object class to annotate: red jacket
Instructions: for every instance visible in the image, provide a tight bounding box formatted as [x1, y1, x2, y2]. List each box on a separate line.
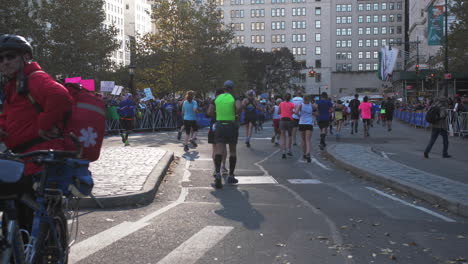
[0, 62, 72, 174]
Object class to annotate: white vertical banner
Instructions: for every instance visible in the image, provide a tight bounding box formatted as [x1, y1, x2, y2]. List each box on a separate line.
[381, 46, 399, 81]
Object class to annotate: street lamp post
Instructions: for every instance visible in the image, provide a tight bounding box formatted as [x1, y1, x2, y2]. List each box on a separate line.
[128, 65, 136, 95]
[444, 0, 449, 97]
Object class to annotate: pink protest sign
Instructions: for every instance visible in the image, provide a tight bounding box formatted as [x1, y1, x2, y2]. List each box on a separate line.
[80, 79, 95, 91]
[65, 77, 82, 83]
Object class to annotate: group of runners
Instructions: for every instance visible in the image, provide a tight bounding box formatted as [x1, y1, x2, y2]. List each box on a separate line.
[176, 83, 396, 188]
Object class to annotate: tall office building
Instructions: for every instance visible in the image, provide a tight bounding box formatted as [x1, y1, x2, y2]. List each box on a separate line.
[216, 0, 405, 97]
[216, 0, 332, 95]
[124, 0, 153, 63]
[103, 0, 127, 66]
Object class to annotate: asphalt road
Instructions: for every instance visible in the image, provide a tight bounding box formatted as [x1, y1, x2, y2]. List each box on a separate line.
[70, 123, 468, 264]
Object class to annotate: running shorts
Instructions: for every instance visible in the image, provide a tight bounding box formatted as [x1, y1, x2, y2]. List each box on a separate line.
[317, 121, 330, 129]
[362, 119, 371, 125]
[214, 121, 239, 144]
[335, 111, 343, 121]
[244, 112, 257, 124]
[385, 111, 394, 121]
[273, 119, 280, 130]
[279, 118, 294, 134]
[120, 118, 134, 131]
[183, 120, 198, 134]
[298, 124, 313, 131]
[350, 112, 359, 120]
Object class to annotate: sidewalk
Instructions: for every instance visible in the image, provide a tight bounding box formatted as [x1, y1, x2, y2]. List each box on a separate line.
[325, 120, 468, 218]
[80, 146, 174, 209]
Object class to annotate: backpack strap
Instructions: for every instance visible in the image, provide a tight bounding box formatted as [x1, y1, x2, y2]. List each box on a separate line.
[25, 71, 46, 113]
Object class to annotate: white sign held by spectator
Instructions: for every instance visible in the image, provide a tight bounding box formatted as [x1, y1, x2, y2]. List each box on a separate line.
[111, 85, 123, 95]
[144, 88, 154, 100]
[100, 81, 115, 92]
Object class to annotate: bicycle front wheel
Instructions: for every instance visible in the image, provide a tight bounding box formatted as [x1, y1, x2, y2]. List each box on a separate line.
[35, 210, 68, 264]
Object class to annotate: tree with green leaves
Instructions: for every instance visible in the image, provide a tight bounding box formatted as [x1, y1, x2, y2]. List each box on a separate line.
[38, 0, 119, 78]
[445, 0, 468, 73]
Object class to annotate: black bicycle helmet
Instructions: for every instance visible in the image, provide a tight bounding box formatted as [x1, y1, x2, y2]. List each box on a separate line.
[0, 34, 33, 55]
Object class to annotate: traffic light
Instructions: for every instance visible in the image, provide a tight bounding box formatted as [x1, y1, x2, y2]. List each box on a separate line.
[415, 64, 420, 75]
[429, 73, 436, 82]
[308, 70, 316, 77]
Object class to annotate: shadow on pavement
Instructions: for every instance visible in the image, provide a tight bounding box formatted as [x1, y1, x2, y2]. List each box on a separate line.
[211, 187, 265, 230]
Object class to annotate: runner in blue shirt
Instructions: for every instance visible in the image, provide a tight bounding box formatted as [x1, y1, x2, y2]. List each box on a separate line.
[315, 92, 333, 150]
[182, 90, 198, 152]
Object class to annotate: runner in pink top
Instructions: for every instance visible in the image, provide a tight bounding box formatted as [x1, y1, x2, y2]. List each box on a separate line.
[279, 101, 295, 120]
[358, 96, 372, 138]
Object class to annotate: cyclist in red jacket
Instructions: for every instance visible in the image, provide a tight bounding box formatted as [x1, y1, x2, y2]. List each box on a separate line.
[0, 34, 72, 231]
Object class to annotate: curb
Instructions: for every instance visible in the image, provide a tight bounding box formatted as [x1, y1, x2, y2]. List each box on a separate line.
[324, 144, 468, 219]
[77, 151, 174, 209]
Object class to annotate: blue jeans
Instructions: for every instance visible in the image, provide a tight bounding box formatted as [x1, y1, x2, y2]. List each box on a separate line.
[424, 128, 449, 156]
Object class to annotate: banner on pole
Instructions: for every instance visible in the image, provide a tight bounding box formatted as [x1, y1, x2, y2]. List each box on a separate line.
[428, 5, 444, 46]
[100, 81, 115, 92]
[380, 46, 399, 81]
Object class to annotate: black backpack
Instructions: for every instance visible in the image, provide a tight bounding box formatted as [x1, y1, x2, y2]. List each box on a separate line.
[426, 104, 441, 123]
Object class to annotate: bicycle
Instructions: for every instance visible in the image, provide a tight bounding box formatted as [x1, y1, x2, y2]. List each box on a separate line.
[0, 145, 93, 264]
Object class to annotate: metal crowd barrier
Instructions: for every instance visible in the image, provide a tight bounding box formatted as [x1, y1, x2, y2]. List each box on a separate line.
[395, 109, 468, 137]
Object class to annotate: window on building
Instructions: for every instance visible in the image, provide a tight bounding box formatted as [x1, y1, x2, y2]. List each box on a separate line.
[358, 39, 363, 47]
[358, 51, 363, 59]
[341, 40, 346, 47]
[358, 15, 363, 23]
[389, 26, 395, 34]
[382, 3, 387, 10]
[389, 2, 395, 10]
[382, 15, 387, 22]
[251, 0, 265, 4]
[336, 40, 341, 48]
[373, 51, 378, 58]
[397, 26, 402, 34]
[373, 3, 379, 11]
[315, 7, 321, 15]
[366, 16, 371, 23]
[347, 40, 352, 47]
[315, 33, 321, 41]
[336, 17, 341, 24]
[347, 16, 352, 23]
[366, 27, 371, 35]
[358, 64, 363, 71]
[366, 63, 371, 70]
[373, 63, 378, 70]
[315, 46, 321, 55]
[382, 39, 387, 46]
[347, 28, 352, 35]
[336, 4, 341, 12]
[373, 27, 378, 35]
[341, 28, 346, 35]
[347, 5, 352, 11]
[373, 39, 378, 46]
[358, 28, 363, 35]
[366, 51, 371, 59]
[315, 20, 321, 28]
[336, 28, 341, 36]
[374, 15, 379, 23]
[316, 59, 322, 68]
[366, 39, 371, 47]
[381, 26, 387, 34]
[397, 14, 402, 22]
[366, 3, 371, 11]
[358, 4, 363, 11]
[397, 2, 402, 10]
[389, 14, 395, 22]
[315, 72, 321, 82]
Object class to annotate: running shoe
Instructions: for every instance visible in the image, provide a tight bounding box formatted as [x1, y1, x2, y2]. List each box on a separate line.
[306, 154, 311, 163]
[190, 139, 198, 147]
[121, 133, 126, 143]
[303, 154, 307, 160]
[184, 144, 189, 152]
[246, 142, 251, 148]
[214, 173, 223, 189]
[227, 175, 238, 184]
[319, 144, 325, 150]
[124, 140, 130, 146]
[177, 131, 182, 140]
[282, 154, 287, 159]
[287, 151, 293, 156]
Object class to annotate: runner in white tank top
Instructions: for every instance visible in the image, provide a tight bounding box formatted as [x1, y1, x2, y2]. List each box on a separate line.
[295, 95, 315, 163]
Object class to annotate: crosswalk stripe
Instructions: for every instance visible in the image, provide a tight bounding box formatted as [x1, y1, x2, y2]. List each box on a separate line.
[157, 226, 234, 264]
[288, 179, 322, 184]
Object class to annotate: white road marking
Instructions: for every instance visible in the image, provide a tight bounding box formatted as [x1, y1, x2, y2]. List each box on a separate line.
[193, 158, 213, 161]
[365, 187, 456, 223]
[288, 179, 322, 184]
[235, 176, 278, 184]
[156, 226, 233, 264]
[182, 160, 191, 182]
[381, 151, 390, 159]
[69, 188, 190, 263]
[239, 137, 274, 140]
[254, 149, 280, 176]
[311, 158, 332, 170]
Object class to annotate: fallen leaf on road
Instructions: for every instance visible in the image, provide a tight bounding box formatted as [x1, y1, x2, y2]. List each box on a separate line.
[372, 253, 377, 258]
[237, 245, 242, 249]
[105, 218, 115, 222]
[347, 255, 353, 259]
[276, 243, 286, 247]
[389, 241, 396, 245]
[456, 235, 465, 239]
[389, 255, 397, 260]
[259, 233, 264, 236]
[340, 225, 348, 229]
[356, 219, 363, 223]
[423, 248, 431, 252]
[372, 222, 381, 226]
[381, 248, 393, 255]
[298, 217, 303, 220]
